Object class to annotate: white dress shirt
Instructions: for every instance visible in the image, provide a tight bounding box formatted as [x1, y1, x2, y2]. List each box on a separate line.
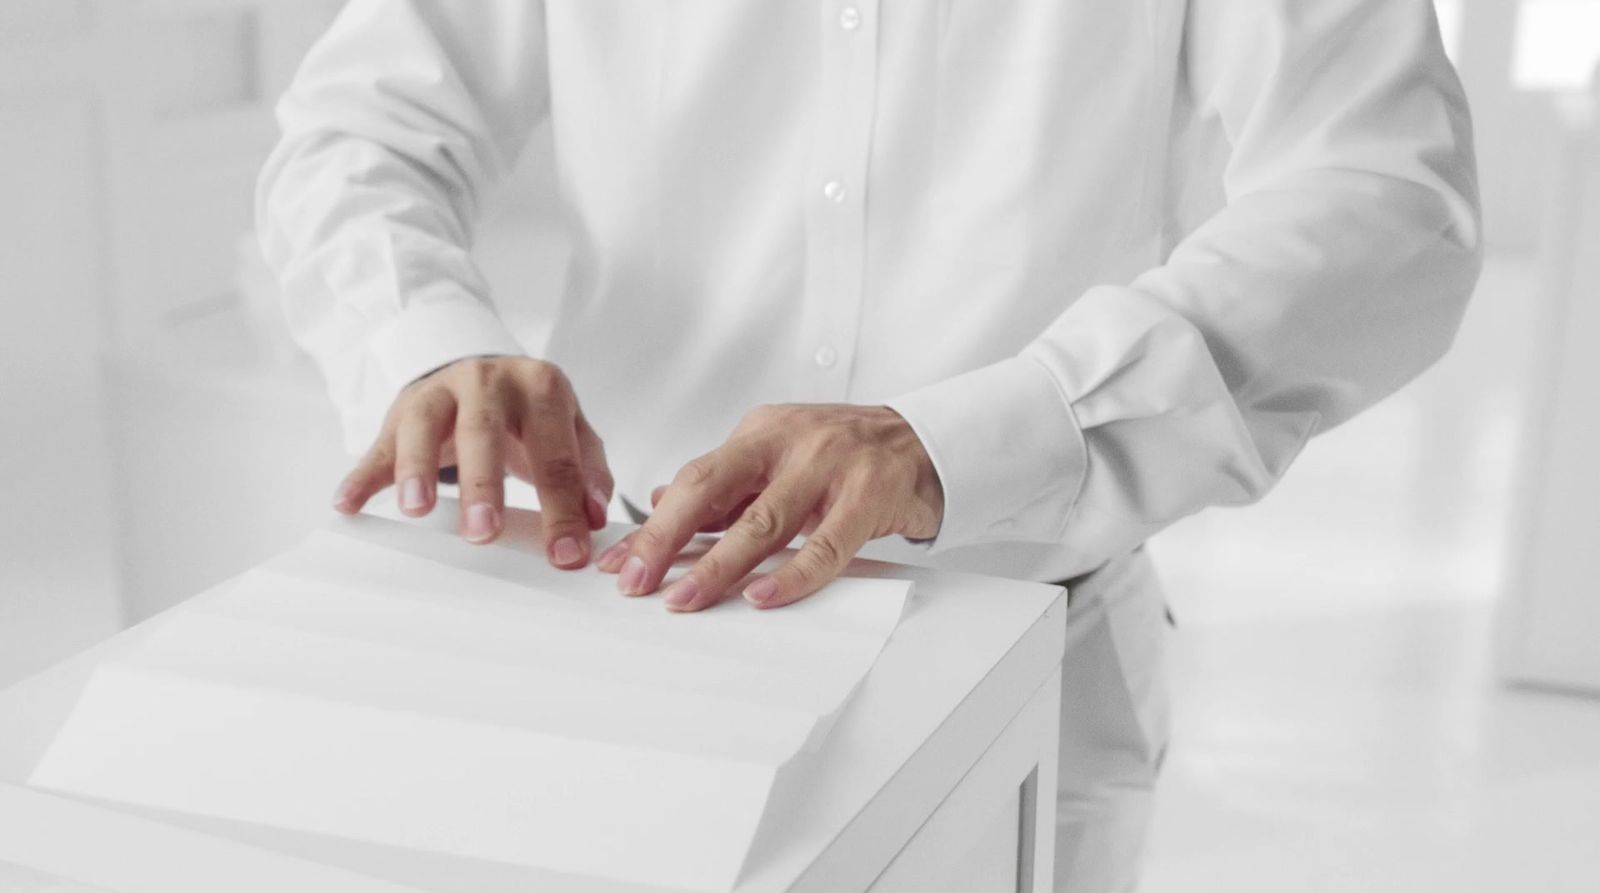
[258, 0, 1481, 583]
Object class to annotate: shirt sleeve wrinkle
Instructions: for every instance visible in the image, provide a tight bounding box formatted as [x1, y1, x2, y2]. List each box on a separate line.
[257, 0, 549, 452]
[892, 0, 1481, 567]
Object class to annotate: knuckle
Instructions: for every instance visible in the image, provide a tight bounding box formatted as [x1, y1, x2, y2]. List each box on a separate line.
[538, 456, 584, 490]
[631, 524, 671, 555]
[800, 534, 845, 575]
[693, 555, 728, 585]
[391, 444, 433, 474]
[415, 387, 455, 420]
[522, 361, 571, 404]
[736, 502, 784, 543]
[364, 442, 396, 470]
[738, 403, 786, 431]
[675, 456, 718, 488]
[545, 514, 588, 536]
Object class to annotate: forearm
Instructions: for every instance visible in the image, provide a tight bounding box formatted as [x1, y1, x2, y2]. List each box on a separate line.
[255, 0, 547, 451]
[890, 0, 1481, 565]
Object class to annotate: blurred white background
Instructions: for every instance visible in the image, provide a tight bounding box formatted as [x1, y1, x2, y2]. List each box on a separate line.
[0, 2, 1596, 890]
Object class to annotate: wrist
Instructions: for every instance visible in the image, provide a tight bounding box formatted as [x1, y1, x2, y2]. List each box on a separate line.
[875, 405, 945, 539]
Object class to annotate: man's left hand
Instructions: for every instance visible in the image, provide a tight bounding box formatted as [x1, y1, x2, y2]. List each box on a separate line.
[595, 404, 944, 611]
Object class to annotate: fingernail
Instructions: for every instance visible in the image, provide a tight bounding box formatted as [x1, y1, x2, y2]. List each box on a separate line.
[744, 576, 780, 606]
[595, 542, 627, 572]
[618, 555, 649, 596]
[662, 576, 700, 610]
[399, 476, 426, 514]
[588, 487, 609, 519]
[464, 503, 498, 543]
[552, 536, 583, 566]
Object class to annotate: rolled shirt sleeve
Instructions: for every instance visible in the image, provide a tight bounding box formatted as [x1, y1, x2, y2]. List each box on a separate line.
[256, 0, 545, 452]
[888, 0, 1482, 564]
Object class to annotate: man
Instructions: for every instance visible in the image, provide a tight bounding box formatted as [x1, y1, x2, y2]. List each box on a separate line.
[258, 1, 1480, 888]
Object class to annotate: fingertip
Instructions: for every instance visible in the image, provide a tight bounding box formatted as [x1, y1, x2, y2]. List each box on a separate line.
[661, 575, 702, 612]
[331, 478, 364, 514]
[743, 575, 782, 608]
[595, 540, 629, 573]
[618, 554, 651, 596]
[585, 489, 608, 530]
[398, 476, 432, 517]
[549, 534, 589, 569]
[462, 502, 502, 544]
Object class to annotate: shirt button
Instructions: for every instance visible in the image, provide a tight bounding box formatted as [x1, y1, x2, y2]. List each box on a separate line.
[822, 180, 846, 203]
[814, 346, 838, 369]
[839, 7, 862, 30]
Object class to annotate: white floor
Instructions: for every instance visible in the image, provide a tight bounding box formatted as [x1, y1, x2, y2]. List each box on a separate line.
[1142, 252, 1600, 891]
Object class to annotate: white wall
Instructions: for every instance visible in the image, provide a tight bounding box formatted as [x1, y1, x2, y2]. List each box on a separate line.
[0, 2, 120, 684]
[0, 0, 348, 682]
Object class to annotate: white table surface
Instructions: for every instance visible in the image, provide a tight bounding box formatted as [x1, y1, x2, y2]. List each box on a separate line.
[0, 507, 1066, 893]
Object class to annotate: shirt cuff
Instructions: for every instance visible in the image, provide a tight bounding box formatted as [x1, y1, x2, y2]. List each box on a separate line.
[885, 355, 1088, 552]
[338, 296, 526, 452]
[370, 296, 526, 390]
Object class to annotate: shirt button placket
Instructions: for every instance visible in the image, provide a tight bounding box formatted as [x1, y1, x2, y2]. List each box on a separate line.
[799, 0, 878, 404]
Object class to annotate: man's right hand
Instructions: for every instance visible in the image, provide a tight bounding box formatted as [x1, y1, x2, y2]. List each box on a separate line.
[331, 356, 613, 569]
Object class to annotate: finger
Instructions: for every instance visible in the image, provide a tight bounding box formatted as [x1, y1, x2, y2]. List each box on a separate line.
[523, 406, 593, 569]
[647, 487, 751, 533]
[585, 488, 609, 530]
[453, 394, 507, 544]
[575, 411, 613, 531]
[392, 390, 455, 517]
[618, 447, 765, 597]
[704, 495, 757, 533]
[595, 532, 634, 574]
[332, 438, 397, 514]
[743, 500, 875, 609]
[659, 474, 822, 612]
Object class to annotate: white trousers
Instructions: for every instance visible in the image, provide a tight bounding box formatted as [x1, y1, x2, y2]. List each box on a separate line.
[1053, 549, 1171, 893]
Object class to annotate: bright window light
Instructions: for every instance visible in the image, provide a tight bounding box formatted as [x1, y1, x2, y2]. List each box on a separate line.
[1514, 0, 1600, 92]
[1434, 0, 1463, 63]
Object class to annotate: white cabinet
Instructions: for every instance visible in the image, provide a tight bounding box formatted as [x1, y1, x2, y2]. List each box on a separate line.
[1500, 91, 1600, 695]
[0, 511, 1067, 891]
